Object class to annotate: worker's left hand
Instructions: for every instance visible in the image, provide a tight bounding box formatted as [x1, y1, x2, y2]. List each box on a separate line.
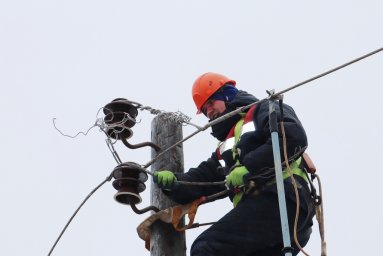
[225, 166, 249, 188]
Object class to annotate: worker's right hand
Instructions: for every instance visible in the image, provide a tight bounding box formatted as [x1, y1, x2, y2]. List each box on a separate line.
[153, 170, 177, 190]
[225, 166, 249, 188]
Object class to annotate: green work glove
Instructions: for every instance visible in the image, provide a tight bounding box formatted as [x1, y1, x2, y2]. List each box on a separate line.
[153, 170, 177, 190]
[225, 166, 249, 188]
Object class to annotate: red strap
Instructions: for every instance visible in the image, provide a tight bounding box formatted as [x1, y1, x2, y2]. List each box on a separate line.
[243, 105, 257, 124]
[216, 104, 257, 161]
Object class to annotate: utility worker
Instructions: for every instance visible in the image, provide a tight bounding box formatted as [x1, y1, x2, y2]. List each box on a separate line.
[153, 72, 315, 255]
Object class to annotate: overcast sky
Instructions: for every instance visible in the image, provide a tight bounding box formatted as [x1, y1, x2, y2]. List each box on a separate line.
[1, 1, 383, 255]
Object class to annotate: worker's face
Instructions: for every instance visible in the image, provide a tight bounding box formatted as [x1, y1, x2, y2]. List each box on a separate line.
[201, 99, 226, 120]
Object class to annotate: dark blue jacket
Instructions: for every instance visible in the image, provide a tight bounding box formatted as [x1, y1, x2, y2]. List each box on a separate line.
[165, 90, 308, 204]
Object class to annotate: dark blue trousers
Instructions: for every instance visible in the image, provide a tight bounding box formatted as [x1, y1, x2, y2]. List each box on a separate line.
[191, 179, 315, 256]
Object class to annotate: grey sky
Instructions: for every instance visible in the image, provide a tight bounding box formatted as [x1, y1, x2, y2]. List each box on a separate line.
[1, 1, 382, 255]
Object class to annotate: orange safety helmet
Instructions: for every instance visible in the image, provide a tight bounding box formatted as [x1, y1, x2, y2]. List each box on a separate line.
[192, 72, 236, 114]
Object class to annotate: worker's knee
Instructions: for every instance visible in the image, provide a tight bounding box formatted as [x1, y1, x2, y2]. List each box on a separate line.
[190, 239, 211, 256]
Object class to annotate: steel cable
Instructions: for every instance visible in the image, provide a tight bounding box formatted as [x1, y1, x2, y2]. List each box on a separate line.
[47, 173, 113, 256]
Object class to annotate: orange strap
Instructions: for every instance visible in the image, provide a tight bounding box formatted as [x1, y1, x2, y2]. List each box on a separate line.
[171, 197, 204, 231]
[136, 197, 207, 251]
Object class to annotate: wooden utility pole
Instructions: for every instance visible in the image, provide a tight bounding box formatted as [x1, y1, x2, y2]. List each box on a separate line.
[150, 113, 186, 256]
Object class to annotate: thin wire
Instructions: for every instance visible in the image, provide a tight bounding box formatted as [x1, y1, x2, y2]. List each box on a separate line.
[52, 118, 98, 138]
[52, 107, 108, 139]
[47, 173, 113, 256]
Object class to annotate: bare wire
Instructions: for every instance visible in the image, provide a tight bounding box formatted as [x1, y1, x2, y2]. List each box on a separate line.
[272, 47, 383, 99]
[47, 173, 113, 256]
[52, 118, 99, 138]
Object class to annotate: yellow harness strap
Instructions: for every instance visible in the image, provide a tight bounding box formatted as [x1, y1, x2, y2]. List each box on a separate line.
[266, 157, 308, 186]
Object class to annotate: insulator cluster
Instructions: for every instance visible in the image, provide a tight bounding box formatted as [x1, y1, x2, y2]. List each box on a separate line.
[103, 98, 161, 214]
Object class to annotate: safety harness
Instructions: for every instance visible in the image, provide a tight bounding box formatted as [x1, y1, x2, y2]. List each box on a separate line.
[217, 105, 308, 184]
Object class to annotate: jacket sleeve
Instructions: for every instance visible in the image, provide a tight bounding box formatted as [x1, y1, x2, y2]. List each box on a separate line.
[236, 101, 308, 185]
[163, 152, 227, 204]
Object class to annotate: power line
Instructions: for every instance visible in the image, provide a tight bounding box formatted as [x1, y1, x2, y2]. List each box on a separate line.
[274, 47, 383, 97]
[47, 173, 113, 256]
